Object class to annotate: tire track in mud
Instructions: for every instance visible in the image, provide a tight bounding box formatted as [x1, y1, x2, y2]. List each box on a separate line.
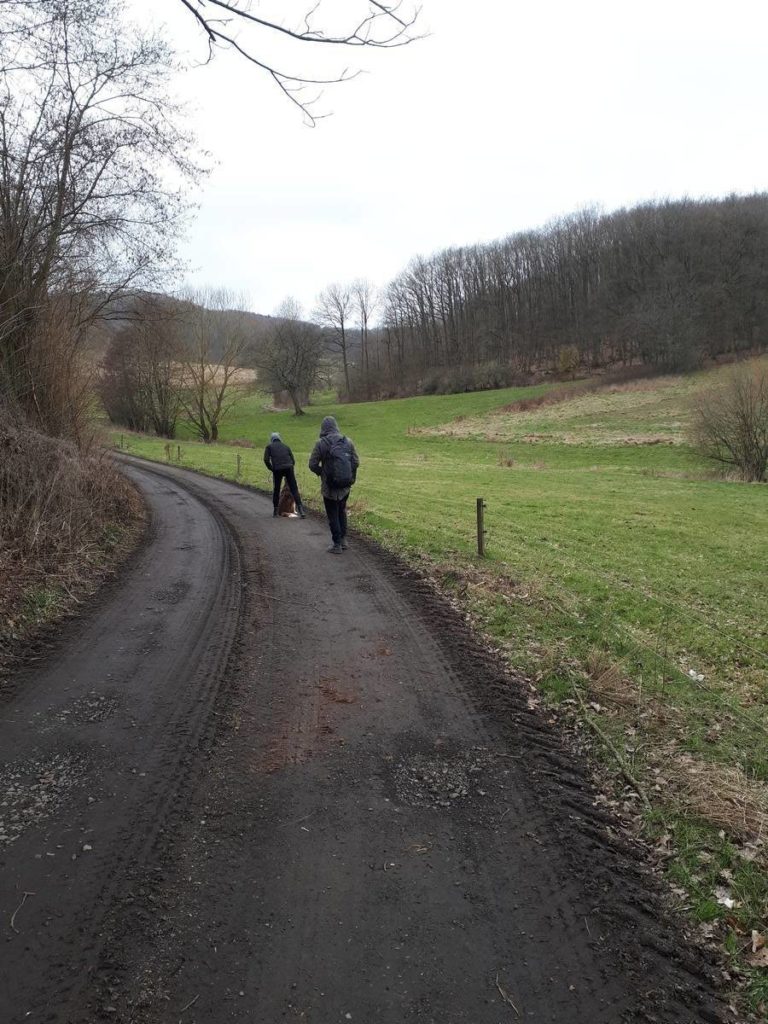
[1, 457, 729, 1024]
[63, 462, 248, 1017]
[372, 562, 726, 1022]
[0, 462, 247, 1023]
[308, 551, 723, 1022]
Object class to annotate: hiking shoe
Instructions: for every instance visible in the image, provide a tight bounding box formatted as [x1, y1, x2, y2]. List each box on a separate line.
[272, 509, 278, 517]
[327, 544, 343, 554]
[298, 507, 306, 519]
[340, 539, 348, 550]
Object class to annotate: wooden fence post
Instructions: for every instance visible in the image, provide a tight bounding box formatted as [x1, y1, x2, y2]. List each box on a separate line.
[476, 497, 486, 557]
[236, 453, 242, 478]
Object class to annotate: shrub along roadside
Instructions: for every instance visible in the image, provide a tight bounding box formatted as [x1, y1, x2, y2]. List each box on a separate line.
[0, 411, 144, 678]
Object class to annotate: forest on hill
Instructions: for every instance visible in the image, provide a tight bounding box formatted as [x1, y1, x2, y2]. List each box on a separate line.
[94, 195, 768, 421]
[355, 195, 768, 398]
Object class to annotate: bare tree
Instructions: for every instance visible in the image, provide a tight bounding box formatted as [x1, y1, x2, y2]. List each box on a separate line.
[692, 364, 768, 482]
[254, 298, 322, 415]
[99, 298, 184, 438]
[177, 288, 254, 442]
[0, 0, 199, 437]
[315, 283, 354, 396]
[175, 0, 421, 124]
[352, 278, 378, 396]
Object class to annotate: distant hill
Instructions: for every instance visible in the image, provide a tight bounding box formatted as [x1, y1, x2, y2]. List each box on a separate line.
[87, 291, 278, 364]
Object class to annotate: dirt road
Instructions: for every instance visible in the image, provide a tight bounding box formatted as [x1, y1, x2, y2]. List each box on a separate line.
[0, 457, 725, 1023]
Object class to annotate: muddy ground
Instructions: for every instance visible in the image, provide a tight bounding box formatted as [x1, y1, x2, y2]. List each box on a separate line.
[0, 457, 727, 1023]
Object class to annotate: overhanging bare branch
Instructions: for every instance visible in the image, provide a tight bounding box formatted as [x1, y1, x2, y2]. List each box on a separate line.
[176, 0, 423, 125]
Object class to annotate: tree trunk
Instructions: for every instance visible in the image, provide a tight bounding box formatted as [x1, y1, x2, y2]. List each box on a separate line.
[341, 323, 350, 395]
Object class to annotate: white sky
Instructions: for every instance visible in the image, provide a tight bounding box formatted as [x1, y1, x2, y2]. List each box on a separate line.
[131, 0, 768, 317]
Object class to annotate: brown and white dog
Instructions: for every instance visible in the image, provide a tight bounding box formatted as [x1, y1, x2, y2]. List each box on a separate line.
[277, 482, 297, 517]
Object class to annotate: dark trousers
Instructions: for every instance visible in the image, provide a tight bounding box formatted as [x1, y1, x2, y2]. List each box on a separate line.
[323, 496, 348, 545]
[272, 468, 302, 510]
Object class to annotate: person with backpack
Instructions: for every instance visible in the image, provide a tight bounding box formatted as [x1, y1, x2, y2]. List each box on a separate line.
[263, 432, 306, 518]
[309, 416, 360, 553]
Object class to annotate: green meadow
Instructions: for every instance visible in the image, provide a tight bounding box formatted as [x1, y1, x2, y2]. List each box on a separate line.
[116, 362, 768, 1006]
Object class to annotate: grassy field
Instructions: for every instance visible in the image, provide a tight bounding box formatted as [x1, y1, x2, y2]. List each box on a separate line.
[115, 360, 768, 1011]
[419, 370, 704, 445]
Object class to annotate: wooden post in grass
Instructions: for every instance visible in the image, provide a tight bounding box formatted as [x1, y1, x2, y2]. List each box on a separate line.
[236, 453, 242, 478]
[119, 434, 124, 450]
[177, 445, 181, 463]
[164, 442, 171, 462]
[476, 497, 486, 557]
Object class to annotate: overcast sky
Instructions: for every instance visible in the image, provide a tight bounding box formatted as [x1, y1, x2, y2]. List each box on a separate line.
[131, 0, 768, 317]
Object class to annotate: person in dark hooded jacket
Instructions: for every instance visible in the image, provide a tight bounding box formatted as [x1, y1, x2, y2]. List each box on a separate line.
[264, 432, 306, 518]
[309, 416, 359, 553]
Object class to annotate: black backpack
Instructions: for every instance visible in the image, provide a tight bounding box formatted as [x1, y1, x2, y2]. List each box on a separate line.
[324, 436, 355, 488]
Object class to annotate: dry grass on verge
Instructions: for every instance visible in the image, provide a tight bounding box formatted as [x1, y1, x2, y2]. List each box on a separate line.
[673, 758, 768, 848]
[585, 649, 768, 850]
[0, 408, 144, 673]
[425, 558, 768, 859]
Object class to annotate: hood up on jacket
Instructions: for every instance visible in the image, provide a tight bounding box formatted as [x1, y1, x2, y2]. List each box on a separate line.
[320, 416, 339, 437]
[270, 432, 281, 442]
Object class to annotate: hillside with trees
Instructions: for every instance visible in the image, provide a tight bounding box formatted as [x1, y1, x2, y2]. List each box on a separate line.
[344, 195, 768, 399]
